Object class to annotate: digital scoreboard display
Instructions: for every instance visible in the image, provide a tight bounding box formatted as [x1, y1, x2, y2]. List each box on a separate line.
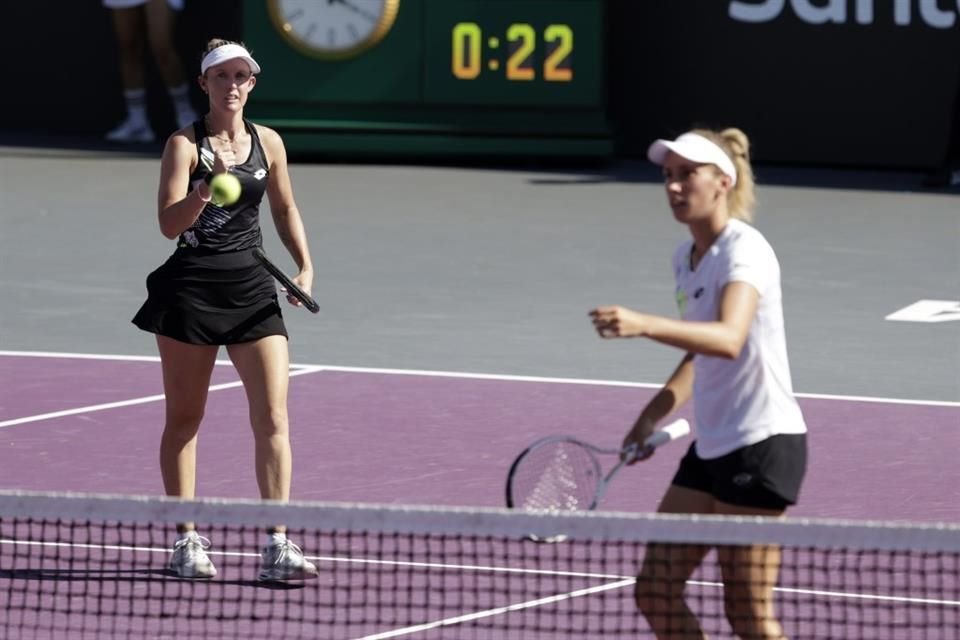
[422, 1, 602, 106]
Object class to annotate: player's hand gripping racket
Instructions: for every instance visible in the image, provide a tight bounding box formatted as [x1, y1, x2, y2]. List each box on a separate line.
[253, 247, 320, 314]
[506, 418, 691, 516]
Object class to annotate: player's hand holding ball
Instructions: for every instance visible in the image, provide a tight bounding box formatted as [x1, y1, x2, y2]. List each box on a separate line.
[205, 146, 241, 206]
[209, 172, 241, 206]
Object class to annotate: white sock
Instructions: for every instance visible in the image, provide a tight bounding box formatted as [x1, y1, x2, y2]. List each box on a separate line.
[122, 88, 148, 124]
[266, 531, 287, 547]
[176, 530, 198, 543]
[168, 83, 195, 115]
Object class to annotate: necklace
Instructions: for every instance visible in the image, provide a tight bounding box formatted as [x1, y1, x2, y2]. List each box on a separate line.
[205, 116, 241, 152]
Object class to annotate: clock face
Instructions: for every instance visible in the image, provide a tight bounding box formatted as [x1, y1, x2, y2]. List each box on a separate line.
[268, 0, 400, 60]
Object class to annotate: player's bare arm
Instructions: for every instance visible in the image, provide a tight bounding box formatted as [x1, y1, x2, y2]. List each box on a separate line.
[157, 132, 209, 239]
[622, 353, 695, 459]
[590, 281, 758, 359]
[260, 125, 313, 284]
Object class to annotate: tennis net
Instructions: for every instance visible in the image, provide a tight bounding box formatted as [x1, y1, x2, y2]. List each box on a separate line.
[1, 490, 958, 639]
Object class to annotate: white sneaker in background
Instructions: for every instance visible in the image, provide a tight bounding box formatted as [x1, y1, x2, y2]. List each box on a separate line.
[169, 531, 217, 579]
[258, 536, 319, 582]
[105, 116, 155, 143]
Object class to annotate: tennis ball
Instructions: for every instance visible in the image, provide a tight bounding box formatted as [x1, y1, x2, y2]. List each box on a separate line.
[209, 173, 241, 206]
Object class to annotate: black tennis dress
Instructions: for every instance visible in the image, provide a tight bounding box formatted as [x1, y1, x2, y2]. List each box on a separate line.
[132, 119, 287, 345]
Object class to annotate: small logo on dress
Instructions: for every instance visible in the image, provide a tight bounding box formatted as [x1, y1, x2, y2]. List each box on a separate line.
[693, 287, 705, 299]
[254, 169, 267, 180]
[200, 148, 215, 172]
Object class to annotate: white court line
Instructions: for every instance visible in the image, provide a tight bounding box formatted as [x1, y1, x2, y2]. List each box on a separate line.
[360, 574, 960, 640]
[0, 364, 324, 429]
[1, 350, 958, 408]
[0, 537, 619, 580]
[304, 364, 960, 408]
[1, 391, 169, 428]
[355, 578, 638, 640]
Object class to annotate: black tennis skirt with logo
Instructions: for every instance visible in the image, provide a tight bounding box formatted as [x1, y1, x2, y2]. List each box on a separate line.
[132, 247, 287, 345]
[671, 433, 808, 510]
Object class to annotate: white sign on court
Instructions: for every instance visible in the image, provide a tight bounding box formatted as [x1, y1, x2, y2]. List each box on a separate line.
[885, 300, 960, 323]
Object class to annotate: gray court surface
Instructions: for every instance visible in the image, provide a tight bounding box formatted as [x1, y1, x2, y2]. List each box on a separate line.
[0, 143, 957, 402]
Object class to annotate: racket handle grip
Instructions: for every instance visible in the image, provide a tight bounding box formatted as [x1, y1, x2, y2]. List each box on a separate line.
[643, 418, 691, 449]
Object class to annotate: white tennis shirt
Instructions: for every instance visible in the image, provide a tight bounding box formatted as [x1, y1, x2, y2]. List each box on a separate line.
[672, 219, 807, 459]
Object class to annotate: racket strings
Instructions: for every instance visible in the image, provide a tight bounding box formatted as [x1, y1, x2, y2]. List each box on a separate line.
[512, 442, 601, 513]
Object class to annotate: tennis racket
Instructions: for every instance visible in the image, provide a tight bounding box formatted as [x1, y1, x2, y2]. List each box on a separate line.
[505, 418, 691, 515]
[252, 247, 320, 314]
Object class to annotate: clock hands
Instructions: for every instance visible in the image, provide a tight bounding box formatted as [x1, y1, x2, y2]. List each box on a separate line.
[272, 0, 399, 58]
[327, 0, 378, 23]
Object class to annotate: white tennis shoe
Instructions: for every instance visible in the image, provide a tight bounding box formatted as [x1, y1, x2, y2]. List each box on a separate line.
[169, 531, 217, 579]
[105, 116, 155, 143]
[258, 537, 318, 582]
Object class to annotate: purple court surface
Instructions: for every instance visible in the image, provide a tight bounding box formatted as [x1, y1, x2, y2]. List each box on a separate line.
[1, 351, 958, 639]
[1, 351, 957, 521]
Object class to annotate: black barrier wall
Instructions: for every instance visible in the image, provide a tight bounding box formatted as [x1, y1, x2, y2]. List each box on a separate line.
[2, 0, 957, 169]
[0, 0, 242, 139]
[608, 0, 960, 168]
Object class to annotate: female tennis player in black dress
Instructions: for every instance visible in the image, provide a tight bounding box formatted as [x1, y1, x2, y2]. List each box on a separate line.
[133, 39, 317, 582]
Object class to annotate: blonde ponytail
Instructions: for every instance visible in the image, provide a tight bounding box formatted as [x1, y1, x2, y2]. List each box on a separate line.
[691, 127, 757, 222]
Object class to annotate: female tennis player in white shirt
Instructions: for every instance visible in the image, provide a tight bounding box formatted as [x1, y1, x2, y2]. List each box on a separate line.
[589, 128, 807, 640]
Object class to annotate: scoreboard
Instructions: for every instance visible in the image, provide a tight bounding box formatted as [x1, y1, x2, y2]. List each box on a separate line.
[243, 0, 610, 157]
[423, 3, 601, 106]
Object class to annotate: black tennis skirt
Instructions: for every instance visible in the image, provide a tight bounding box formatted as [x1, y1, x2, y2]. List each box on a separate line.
[132, 247, 287, 345]
[671, 434, 808, 510]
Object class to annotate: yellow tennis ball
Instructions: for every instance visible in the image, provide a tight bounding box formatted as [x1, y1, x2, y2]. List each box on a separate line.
[209, 173, 241, 206]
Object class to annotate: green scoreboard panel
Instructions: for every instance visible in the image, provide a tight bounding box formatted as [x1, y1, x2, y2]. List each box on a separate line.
[243, 0, 610, 157]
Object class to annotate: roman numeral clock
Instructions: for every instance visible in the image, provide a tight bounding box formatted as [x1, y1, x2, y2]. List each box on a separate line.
[246, 0, 610, 156]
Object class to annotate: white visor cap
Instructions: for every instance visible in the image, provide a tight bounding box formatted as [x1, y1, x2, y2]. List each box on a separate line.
[201, 44, 261, 75]
[647, 133, 737, 185]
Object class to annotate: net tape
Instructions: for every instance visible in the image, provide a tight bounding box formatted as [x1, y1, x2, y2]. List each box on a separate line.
[2, 490, 958, 552]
